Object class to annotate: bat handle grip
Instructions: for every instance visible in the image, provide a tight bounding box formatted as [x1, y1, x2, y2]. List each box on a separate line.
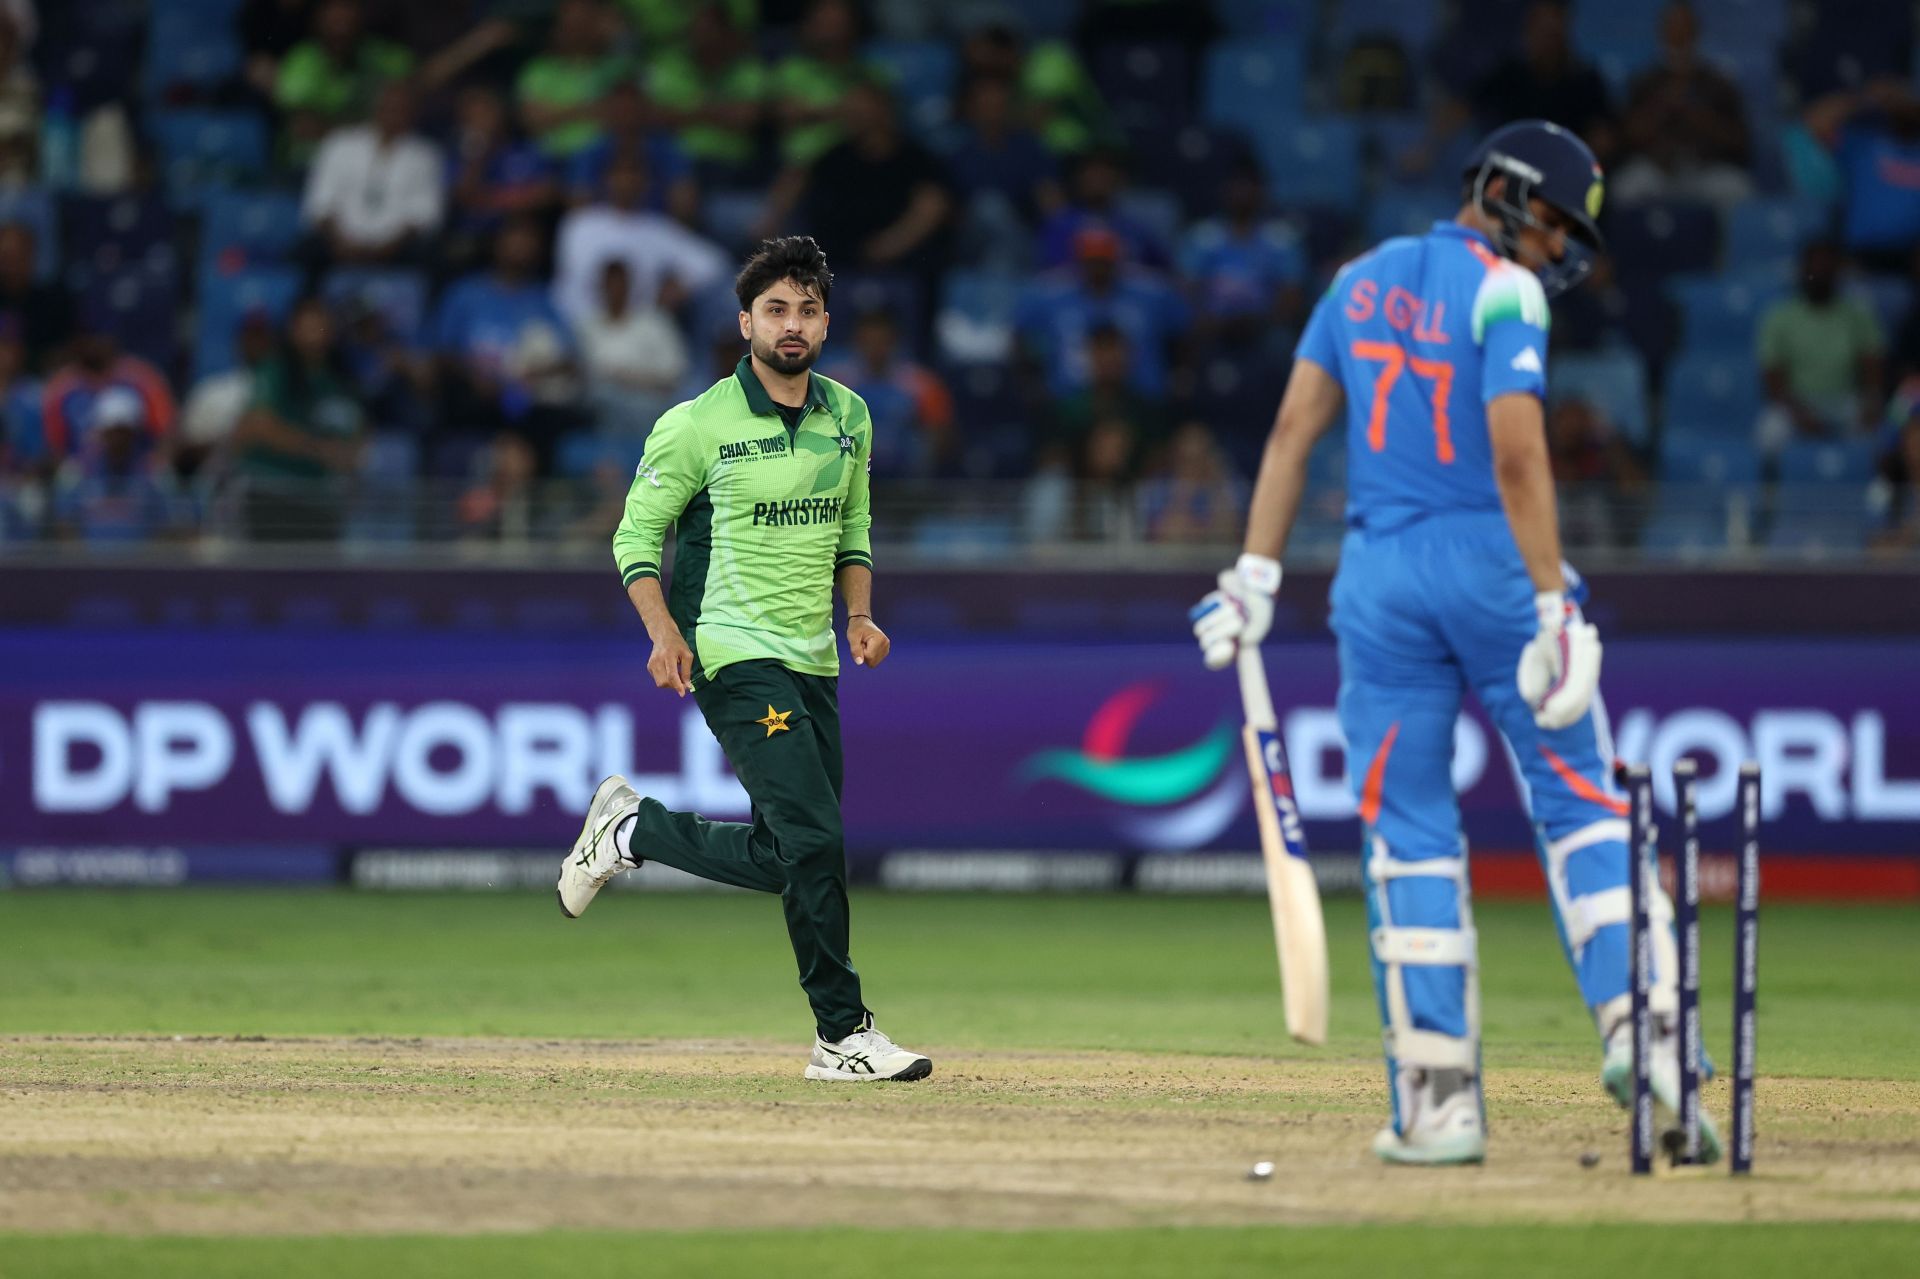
[1236, 644, 1278, 731]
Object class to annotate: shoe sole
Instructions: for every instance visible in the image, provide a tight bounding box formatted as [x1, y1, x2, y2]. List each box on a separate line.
[803, 1057, 934, 1082]
[1372, 1134, 1487, 1166]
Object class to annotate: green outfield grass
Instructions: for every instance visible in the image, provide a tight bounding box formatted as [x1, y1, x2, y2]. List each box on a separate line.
[7, 1223, 1920, 1279]
[1, 890, 1916, 1078]
[4, 889, 1917, 1276]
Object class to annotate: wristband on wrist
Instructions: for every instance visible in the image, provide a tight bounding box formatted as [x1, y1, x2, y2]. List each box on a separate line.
[847, 613, 872, 622]
[1235, 552, 1282, 596]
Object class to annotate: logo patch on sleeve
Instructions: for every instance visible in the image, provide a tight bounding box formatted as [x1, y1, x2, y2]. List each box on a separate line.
[1511, 346, 1543, 374]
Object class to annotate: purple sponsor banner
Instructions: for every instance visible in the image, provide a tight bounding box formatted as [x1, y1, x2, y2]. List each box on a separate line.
[2, 631, 1917, 855]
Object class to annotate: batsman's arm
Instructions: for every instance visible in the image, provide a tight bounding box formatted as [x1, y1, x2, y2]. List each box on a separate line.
[1241, 358, 1345, 562]
[1487, 392, 1567, 595]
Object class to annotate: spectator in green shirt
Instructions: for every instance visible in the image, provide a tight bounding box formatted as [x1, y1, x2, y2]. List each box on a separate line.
[274, 0, 414, 166]
[517, 0, 633, 160]
[769, 0, 871, 169]
[234, 297, 366, 542]
[961, 23, 1114, 156]
[645, 2, 767, 179]
[617, 0, 754, 53]
[1755, 239, 1886, 459]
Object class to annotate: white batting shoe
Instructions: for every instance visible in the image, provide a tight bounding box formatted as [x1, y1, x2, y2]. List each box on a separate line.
[1373, 1068, 1487, 1165]
[1602, 1021, 1723, 1165]
[556, 775, 640, 919]
[803, 1014, 933, 1082]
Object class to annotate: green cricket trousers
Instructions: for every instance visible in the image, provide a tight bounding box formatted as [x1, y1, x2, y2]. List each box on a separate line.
[626, 658, 866, 1041]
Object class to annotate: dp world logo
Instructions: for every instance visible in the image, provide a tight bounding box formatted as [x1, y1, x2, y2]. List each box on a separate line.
[1017, 681, 1246, 848]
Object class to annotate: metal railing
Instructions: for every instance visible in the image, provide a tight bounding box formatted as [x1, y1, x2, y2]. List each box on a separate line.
[2, 474, 1913, 569]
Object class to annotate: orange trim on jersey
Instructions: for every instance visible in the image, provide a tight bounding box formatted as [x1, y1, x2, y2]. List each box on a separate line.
[1357, 722, 1401, 827]
[1540, 745, 1630, 816]
[1466, 239, 1503, 272]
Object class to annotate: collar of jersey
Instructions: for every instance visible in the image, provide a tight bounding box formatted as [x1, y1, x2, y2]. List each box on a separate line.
[734, 356, 833, 420]
[1429, 221, 1499, 254]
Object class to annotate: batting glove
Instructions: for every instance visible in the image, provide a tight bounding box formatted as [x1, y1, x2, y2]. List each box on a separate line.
[1190, 553, 1281, 671]
[1517, 589, 1603, 730]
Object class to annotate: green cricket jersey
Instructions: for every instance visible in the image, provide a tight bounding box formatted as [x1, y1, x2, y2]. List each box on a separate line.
[613, 357, 874, 682]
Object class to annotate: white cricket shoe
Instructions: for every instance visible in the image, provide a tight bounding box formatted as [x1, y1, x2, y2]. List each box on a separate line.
[1372, 1067, 1487, 1165]
[556, 775, 640, 919]
[803, 1014, 933, 1082]
[1602, 1021, 1724, 1165]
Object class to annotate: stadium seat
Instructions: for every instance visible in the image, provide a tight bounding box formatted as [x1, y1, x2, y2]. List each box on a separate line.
[1639, 490, 1733, 559]
[1203, 39, 1308, 135]
[700, 188, 765, 252]
[1328, 0, 1443, 52]
[1608, 202, 1722, 282]
[1094, 42, 1196, 137]
[936, 269, 1022, 365]
[1851, 276, 1914, 337]
[1667, 270, 1790, 355]
[1763, 484, 1876, 555]
[143, 13, 242, 104]
[1659, 429, 1763, 490]
[1695, 0, 1789, 58]
[1725, 197, 1831, 273]
[200, 190, 304, 267]
[323, 269, 430, 346]
[1663, 352, 1762, 439]
[1364, 189, 1455, 245]
[1259, 119, 1363, 210]
[1128, 124, 1254, 219]
[79, 269, 180, 372]
[194, 265, 300, 380]
[150, 111, 271, 207]
[866, 39, 959, 138]
[0, 187, 58, 281]
[1553, 349, 1653, 447]
[1776, 438, 1879, 484]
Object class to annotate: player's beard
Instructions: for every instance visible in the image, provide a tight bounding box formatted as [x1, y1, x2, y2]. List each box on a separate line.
[755, 334, 819, 376]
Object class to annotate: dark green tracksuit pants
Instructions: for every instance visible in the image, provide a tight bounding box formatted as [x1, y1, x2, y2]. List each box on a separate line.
[625, 658, 865, 1041]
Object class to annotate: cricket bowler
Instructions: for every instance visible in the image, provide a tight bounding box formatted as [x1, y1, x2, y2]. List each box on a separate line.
[1191, 121, 1716, 1162]
[557, 235, 931, 1083]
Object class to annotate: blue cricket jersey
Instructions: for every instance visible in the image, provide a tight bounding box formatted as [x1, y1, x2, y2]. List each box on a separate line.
[1296, 221, 1552, 533]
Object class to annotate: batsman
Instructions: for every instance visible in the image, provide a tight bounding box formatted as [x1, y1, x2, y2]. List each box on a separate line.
[1191, 121, 1715, 1164]
[556, 235, 931, 1083]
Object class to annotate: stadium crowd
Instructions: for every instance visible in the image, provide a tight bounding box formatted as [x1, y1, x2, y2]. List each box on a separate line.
[0, 0, 1917, 555]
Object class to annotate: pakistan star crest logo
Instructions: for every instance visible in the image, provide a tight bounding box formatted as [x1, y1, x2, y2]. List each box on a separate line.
[836, 433, 856, 456]
[756, 705, 793, 737]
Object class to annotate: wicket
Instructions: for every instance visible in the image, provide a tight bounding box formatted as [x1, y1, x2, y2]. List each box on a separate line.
[1622, 758, 1761, 1176]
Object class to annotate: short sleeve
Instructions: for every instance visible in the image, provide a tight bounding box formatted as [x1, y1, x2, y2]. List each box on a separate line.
[1294, 284, 1343, 378]
[1853, 299, 1887, 354]
[1473, 264, 1551, 402]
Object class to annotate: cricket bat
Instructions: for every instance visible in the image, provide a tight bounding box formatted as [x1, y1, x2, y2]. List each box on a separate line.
[1236, 645, 1330, 1046]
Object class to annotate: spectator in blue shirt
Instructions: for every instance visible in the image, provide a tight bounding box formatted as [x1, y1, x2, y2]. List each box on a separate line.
[1806, 78, 1920, 274]
[566, 83, 699, 226]
[444, 84, 560, 276]
[944, 74, 1063, 228]
[1179, 162, 1307, 349]
[1036, 148, 1170, 270]
[52, 388, 185, 544]
[430, 215, 582, 472]
[819, 308, 956, 478]
[1015, 224, 1191, 400]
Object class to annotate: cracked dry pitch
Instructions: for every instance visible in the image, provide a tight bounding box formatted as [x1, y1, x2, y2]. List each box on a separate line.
[3, 1036, 1917, 1235]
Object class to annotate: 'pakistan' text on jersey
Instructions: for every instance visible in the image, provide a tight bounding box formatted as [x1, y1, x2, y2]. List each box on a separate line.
[1296, 221, 1552, 532]
[612, 358, 874, 682]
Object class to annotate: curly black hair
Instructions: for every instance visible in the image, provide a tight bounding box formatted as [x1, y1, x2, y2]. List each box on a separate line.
[734, 235, 833, 312]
